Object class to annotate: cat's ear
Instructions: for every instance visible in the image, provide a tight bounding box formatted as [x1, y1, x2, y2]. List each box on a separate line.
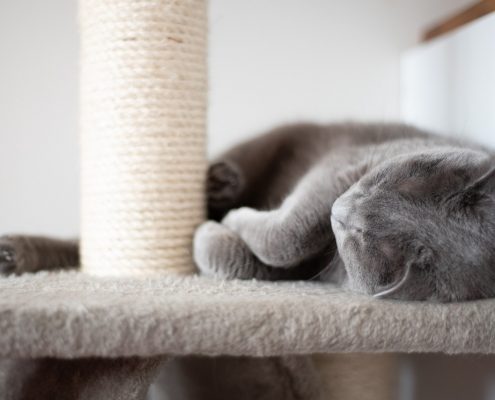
[467, 165, 495, 195]
[445, 165, 495, 208]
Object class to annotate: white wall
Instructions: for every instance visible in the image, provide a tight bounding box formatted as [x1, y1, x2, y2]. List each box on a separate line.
[0, 0, 473, 236]
[0, 0, 79, 236]
[209, 0, 474, 155]
[401, 12, 495, 148]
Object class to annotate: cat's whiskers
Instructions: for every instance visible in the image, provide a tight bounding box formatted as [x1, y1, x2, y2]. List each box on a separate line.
[309, 253, 340, 281]
[373, 263, 412, 299]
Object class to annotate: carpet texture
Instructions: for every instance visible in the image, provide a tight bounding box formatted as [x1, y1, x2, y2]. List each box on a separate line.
[0, 271, 494, 359]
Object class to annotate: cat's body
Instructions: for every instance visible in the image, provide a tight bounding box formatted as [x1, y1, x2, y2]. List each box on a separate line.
[2, 123, 495, 302]
[208, 122, 430, 216]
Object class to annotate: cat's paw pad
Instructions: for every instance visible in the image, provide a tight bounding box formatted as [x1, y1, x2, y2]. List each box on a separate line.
[0, 239, 18, 275]
[207, 161, 244, 208]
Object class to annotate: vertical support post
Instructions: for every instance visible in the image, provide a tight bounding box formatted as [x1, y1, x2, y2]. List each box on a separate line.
[80, 0, 207, 276]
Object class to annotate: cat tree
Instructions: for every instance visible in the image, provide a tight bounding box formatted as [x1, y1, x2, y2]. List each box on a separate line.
[80, 0, 207, 277]
[1, 0, 495, 398]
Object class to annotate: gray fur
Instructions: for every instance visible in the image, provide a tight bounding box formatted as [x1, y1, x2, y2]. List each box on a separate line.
[197, 122, 495, 302]
[2, 122, 495, 302]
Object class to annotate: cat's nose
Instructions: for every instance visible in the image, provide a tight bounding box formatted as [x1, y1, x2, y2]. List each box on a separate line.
[331, 195, 364, 233]
[331, 198, 350, 222]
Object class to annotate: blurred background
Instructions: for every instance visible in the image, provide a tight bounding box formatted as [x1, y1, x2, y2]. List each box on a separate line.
[0, 1, 494, 399]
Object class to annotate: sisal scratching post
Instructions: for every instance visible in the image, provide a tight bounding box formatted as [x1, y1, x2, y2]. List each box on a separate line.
[80, 0, 208, 276]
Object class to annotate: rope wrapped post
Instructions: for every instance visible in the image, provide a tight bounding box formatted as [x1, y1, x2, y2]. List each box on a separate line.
[80, 0, 207, 276]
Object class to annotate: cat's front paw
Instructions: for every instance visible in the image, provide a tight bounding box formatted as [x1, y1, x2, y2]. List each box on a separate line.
[194, 222, 229, 278]
[222, 207, 263, 235]
[194, 221, 254, 279]
[222, 207, 248, 227]
[0, 238, 19, 275]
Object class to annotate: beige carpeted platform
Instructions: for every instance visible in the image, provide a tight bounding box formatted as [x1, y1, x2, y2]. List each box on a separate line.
[0, 271, 493, 359]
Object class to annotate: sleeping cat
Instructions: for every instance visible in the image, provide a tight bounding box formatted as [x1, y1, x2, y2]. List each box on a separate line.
[1, 122, 495, 302]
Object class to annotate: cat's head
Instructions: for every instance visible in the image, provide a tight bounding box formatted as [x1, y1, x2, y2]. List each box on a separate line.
[331, 149, 495, 302]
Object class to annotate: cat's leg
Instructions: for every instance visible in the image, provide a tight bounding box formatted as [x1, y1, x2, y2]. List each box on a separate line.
[222, 160, 348, 268]
[194, 221, 330, 281]
[207, 131, 286, 220]
[194, 221, 283, 280]
[0, 235, 79, 275]
[222, 206, 330, 268]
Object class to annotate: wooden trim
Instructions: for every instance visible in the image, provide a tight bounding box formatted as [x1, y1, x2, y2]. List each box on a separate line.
[423, 0, 495, 41]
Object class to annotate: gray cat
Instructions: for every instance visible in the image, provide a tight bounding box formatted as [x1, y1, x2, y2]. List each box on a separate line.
[2, 122, 495, 302]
